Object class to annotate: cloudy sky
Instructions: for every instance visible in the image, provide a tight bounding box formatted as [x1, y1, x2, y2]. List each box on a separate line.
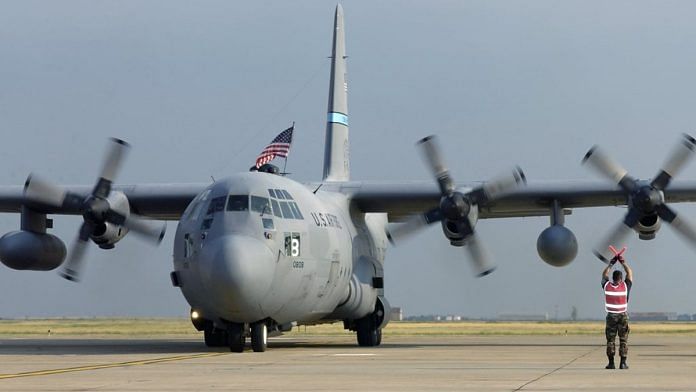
[1, 1, 696, 320]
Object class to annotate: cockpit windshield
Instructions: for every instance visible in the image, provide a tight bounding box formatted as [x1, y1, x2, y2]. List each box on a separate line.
[250, 196, 271, 215]
[227, 195, 249, 211]
[222, 193, 298, 219]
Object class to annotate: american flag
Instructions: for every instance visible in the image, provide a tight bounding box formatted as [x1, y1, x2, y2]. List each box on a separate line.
[255, 125, 294, 168]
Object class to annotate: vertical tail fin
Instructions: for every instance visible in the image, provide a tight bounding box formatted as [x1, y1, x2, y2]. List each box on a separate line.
[323, 4, 350, 182]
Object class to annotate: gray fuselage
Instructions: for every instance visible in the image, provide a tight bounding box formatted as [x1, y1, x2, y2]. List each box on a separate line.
[173, 171, 388, 328]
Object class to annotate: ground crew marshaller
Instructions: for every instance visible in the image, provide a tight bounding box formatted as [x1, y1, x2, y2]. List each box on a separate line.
[601, 250, 633, 369]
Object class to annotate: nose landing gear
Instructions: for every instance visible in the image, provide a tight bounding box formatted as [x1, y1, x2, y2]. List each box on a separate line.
[223, 321, 268, 353]
[228, 323, 245, 353]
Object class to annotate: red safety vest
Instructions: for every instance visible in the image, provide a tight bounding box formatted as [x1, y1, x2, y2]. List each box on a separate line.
[604, 280, 628, 314]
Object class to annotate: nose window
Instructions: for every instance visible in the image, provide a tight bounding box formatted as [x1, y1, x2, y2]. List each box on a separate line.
[262, 218, 274, 230]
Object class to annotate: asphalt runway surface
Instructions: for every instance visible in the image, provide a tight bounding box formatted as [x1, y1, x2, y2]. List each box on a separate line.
[0, 334, 694, 391]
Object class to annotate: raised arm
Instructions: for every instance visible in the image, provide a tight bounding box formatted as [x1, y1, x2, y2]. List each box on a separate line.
[621, 260, 633, 282]
[602, 264, 612, 281]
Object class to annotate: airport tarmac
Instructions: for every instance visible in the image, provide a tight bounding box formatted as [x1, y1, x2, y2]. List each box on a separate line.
[0, 334, 694, 391]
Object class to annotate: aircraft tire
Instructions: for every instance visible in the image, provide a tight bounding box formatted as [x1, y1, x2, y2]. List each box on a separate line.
[228, 324, 245, 353]
[250, 322, 268, 352]
[356, 316, 380, 347]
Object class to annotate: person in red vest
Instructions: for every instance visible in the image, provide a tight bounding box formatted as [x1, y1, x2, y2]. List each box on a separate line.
[601, 251, 633, 369]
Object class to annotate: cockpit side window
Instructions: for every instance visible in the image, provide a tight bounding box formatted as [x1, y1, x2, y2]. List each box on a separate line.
[281, 190, 294, 200]
[270, 199, 282, 218]
[226, 195, 249, 211]
[182, 189, 211, 221]
[250, 196, 271, 215]
[278, 201, 293, 219]
[288, 202, 304, 219]
[206, 196, 227, 215]
[265, 189, 304, 220]
[201, 218, 213, 230]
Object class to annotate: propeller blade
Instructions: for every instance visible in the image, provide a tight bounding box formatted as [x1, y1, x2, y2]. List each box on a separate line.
[482, 166, 526, 198]
[99, 138, 130, 183]
[452, 218, 495, 277]
[59, 223, 93, 282]
[417, 135, 454, 195]
[655, 204, 696, 246]
[463, 233, 496, 277]
[91, 138, 130, 199]
[104, 210, 166, 244]
[386, 208, 442, 245]
[23, 174, 67, 207]
[582, 145, 636, 191]
[592, 209, 640, 262]
[468, 166, 526, 204]
[651, 133, 696, 190]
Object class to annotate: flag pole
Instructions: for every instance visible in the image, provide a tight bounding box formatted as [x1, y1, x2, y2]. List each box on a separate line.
[282, 121, 294, 175]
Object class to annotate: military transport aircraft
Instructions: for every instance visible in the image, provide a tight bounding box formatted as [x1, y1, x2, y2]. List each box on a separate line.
[2, 5, 696, 353]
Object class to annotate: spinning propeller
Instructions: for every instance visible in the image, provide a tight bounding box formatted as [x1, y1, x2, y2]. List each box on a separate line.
[582, 133, 696, 262]
[387, 135, 526, 277]
[24, 138, 166, 282]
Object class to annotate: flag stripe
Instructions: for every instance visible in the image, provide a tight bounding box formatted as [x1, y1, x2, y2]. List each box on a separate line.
[255, 126, 294, 168]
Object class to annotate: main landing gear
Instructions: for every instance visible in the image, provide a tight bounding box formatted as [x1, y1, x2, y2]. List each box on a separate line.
[355, 314, 382, 346]
[353, 301, 386, 347]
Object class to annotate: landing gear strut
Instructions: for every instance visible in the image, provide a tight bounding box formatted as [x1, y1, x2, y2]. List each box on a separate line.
[204, 325, 228, 347]
[250, 322, 268, 352]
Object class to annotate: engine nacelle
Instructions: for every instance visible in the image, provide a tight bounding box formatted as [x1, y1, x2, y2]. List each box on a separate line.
[90, 191, 130, 249]
[537, 225, 578, 267]
[441, 207, 479, 247]
[91, 222, 128, 249]
[0, 231, 67, 271]
[635, 214, 660, 240]
[327, 256, 379, 320]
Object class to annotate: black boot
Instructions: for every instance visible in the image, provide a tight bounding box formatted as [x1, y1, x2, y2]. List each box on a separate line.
[605, 356, 615, 369]
[619, 357, 628, 369]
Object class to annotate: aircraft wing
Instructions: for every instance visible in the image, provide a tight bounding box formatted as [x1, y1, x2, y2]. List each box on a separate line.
[335, 180, 696, 221]
[0, 183, 207, 220]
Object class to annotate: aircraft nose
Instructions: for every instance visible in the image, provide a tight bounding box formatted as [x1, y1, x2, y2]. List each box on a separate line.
[201, 235, 275, 321]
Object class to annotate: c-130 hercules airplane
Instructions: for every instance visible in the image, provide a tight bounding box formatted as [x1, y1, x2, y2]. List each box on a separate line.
[3, 5, 696, 353]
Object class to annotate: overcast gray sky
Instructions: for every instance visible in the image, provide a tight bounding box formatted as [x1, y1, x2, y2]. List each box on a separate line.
[1, 1, 696, 320]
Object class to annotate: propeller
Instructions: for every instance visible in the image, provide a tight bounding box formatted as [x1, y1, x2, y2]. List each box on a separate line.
[387, 135, 526, 277]
[24, 138, 166, 282]
[582, 133, 696, 262]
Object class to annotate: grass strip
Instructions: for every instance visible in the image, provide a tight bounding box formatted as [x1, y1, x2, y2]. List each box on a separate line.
[1, 319, 695, 337]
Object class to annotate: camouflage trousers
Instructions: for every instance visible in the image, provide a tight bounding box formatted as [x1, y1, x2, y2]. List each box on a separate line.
[606, 313, 629, 357]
